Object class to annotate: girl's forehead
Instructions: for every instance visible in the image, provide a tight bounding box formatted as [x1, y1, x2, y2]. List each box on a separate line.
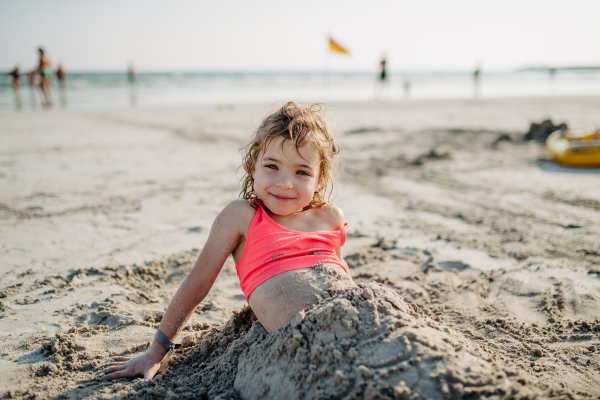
[262, 137, 320, 164]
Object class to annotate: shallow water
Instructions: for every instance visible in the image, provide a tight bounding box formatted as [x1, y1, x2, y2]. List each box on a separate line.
[2, 69, 600, 112]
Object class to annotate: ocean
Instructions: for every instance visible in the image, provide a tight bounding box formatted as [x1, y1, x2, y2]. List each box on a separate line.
[1, 69, 599, 111]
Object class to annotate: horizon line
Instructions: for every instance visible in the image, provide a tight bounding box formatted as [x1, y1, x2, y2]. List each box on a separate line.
[5, 67, 599, 74]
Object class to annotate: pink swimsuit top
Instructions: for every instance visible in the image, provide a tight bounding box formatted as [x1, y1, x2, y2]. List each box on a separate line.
[236, 202, 349, 302]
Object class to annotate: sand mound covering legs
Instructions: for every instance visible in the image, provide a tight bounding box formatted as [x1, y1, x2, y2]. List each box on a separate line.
[127, 283, 568, 400]
[234, 283, 548, 399]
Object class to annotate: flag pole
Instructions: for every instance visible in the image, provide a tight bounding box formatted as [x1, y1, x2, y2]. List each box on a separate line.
[326, 36, 349, 102]
[325, 34, 331, 101]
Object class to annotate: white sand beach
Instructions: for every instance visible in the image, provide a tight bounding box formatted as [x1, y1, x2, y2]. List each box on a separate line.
[1, 96, 599, 399]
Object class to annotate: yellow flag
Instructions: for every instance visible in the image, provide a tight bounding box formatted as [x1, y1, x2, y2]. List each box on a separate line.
[329, 37, 350, 55]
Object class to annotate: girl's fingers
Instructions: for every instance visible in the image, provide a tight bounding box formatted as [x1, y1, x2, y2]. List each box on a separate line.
[96, 357, 131, 371]
[101, 369, 133, 381]
[95, 361, 125, 371]
[98, 365, 127, 376]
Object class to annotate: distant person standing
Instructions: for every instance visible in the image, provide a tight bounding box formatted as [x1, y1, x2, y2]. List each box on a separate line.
[7, 66, 21, 88]
[37, 47, 53, 107]
[473, 63, 481, 99]
[128, 63, 137, 106]
[380, 58, 387, 83]
[376, 57, 389, 100]
[128, 63, 136, 85]
[549, 68, 556, 97]
[7, 66, 22, 109]
[403, 80, 411, 100]
[56, 63, 67, 108]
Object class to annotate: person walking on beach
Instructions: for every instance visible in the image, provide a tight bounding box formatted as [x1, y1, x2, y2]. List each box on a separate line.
[128, 63, 137, 106]
[56, 63, 67, 108]
[37, 47, 53, 107]
[7, 66, 22, 109]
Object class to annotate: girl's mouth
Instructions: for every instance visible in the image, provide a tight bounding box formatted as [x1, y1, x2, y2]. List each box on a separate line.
[271, 194, 294, 201]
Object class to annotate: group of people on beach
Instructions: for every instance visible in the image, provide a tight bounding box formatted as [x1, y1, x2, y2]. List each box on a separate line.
[7, 50, 140, 110]
[7, 47, 66, 110]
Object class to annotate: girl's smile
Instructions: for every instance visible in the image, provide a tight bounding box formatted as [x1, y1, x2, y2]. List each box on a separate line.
[252, 136, 321, 215]
[271, 194, 293, 201]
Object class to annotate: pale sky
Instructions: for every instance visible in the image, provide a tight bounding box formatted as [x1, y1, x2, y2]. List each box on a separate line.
[1, 0, 598, 72]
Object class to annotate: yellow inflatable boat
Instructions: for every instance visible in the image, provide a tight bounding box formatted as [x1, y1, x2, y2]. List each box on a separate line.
[546, 129, 600, 168]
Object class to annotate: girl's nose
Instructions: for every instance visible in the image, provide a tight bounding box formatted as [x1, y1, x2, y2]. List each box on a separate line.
[277, 173, 293, 189]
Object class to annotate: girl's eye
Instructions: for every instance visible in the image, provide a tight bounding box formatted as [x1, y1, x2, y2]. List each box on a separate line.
[265, 164, 278, 170]
[296, 170, 310, 176]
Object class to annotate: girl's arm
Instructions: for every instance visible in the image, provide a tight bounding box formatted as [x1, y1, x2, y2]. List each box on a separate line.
[98, 200, 253, 380]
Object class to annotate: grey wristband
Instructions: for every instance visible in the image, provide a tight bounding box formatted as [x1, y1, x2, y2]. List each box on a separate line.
[154, 329, 175, 353]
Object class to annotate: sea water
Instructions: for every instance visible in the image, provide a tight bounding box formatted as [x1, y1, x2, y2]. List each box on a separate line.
[1, 69, 599, 112]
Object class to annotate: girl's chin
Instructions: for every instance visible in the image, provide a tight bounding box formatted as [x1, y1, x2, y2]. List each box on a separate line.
[265, 201, 307, 215]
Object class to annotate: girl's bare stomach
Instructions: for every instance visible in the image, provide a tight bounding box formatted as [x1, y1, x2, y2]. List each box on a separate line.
[248, 263, 356, 333]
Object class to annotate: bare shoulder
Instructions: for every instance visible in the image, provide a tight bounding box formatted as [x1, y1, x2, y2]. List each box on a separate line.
[313, 204, 345, 230]
[224, 198, 256, 213]
[216, 199, 257, 234]
[328, 204, 345, 224]
[222, 199, 257, 220]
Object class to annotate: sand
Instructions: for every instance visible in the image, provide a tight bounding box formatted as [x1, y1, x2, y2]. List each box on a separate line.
[1, 96, 599, 399]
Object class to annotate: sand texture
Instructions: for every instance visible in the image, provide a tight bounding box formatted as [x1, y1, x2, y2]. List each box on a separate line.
[1, 97, 599, 399]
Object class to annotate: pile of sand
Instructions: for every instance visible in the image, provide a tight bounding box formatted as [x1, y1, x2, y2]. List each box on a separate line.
[124, 283, 570, 400]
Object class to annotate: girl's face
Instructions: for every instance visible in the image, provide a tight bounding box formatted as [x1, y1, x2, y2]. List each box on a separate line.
[252, 136, 322, 215]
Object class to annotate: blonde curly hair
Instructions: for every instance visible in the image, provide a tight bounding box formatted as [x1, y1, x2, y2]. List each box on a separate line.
[240, 102, 340, 209]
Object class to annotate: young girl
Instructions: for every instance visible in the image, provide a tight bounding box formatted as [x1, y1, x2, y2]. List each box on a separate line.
[99, 102, 356, 381]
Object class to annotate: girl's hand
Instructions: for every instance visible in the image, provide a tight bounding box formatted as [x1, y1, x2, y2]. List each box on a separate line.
[96, 342, 166, 381]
